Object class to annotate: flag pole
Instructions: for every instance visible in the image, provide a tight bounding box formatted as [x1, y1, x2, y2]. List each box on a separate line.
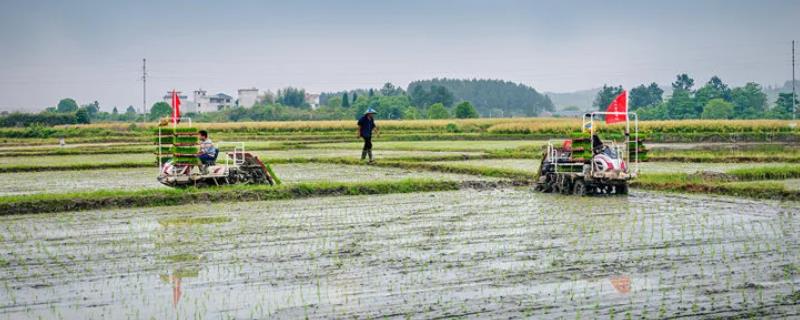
[172, 89, 178, 129]
[625, 90, 630, 137]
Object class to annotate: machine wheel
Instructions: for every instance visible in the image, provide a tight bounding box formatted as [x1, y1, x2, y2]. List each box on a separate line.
[573, 179, 587, 196]
[541, 174, 556, 193]
[616, 184, 629, 195]
[560, 176, 573, 195]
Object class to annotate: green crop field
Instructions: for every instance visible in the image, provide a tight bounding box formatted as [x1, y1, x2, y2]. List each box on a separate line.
[0, 118, 798, 319]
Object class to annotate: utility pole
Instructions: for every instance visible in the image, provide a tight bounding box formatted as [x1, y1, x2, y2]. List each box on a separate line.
[142, 58, 147, 115]
[793, 40, 796, 120]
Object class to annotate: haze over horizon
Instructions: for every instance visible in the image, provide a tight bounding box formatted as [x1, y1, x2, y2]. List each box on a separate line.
[0, 0, 798, 112]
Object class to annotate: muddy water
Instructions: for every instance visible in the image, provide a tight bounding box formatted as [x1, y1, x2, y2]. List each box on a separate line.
[439, 159, 541, 172]
[0, 190, 797, 319]
[0, 164, 495, 195]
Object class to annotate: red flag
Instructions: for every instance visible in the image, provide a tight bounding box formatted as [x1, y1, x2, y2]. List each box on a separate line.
[171, 90, 181, 124]
[605, 90, 628, 124]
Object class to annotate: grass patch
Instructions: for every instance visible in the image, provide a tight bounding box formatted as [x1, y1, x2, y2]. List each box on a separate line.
[158, 216, 232, 227]
[726, 165, 800, 181]
[163, 253, 200, 263]
[648, 149, 800, 163]
[632, 173, 799, 201]
[0, 178, 460, 215]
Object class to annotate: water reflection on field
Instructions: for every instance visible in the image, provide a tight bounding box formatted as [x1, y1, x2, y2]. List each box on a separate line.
[0, 189, 797, 319]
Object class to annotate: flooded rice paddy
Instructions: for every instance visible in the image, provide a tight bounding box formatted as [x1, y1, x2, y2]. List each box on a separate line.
[0, 189, 797, 319]
[0, 150, 481, 169]
[439, 159, 541, 172]
[0, 164, 494, 196]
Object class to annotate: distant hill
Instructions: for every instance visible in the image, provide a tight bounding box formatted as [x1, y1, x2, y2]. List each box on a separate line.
[407, 78, 555, 117]
[547, 85, 673, 111]
[764, 80, 797, 104]
[544, 88, 599, 111]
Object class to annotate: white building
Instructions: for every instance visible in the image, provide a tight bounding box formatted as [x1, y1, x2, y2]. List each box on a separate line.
[209, 93, 233, 110]
[192, 89, 209, 114]
[238, 88, 259, 108]
[191, 89, 233, 113]
[305, 93, 320, 110]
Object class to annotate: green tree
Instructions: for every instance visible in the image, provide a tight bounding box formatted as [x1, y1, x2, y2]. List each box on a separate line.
[666, 89, 696, 119]
[327, 96, 342, 108]
[428, 85, 454, 107]
[701, 98, 734, 119]
[342, 93, 350, 108]
[380, 82, 404, 96]
[407, 78, 554, 116]
[352, 92, 358, 104]
[629, 83, 663, 110]
[410, 85, 427, 107]
[454, 101, 479, 118]
[409, 84, 454, 108]
[730, 82, 767, 119]
[637, 103, 669, 120]
[75, 108, 91, 124]
[403, 107, 419, 119]
[671, 74, 695, 92]
[57, 98, 79, 113]
[593, 85, 623, 111]
[149, 102, 172, 120]
[84, 101, 100, 119]
[112, 106, 118, 115]
[277, 87, 307, 108]
[769, 93, 798, 119]
[695, 76, 732, 115]
[428, 103, 450, 119]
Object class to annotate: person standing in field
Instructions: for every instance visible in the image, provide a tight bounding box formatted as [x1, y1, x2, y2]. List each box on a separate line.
[357, 108, 379, 163]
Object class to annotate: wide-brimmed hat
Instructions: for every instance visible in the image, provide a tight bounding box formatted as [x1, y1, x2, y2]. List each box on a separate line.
[364, 108, 377, 114]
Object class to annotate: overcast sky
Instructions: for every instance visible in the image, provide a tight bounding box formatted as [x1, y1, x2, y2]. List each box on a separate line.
[0, 0, 798, 112]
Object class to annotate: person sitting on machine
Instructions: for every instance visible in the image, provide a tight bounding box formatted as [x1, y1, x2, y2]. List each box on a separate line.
[198, 130, 218, 168]
[591, 134, 605, 154]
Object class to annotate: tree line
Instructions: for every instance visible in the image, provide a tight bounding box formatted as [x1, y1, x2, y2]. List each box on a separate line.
[3, 75, 796, 127]
[594, 74, 797, 120]
[0, 98, 141, 127]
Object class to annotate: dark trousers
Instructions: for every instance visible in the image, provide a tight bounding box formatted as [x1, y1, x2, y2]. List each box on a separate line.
[362, 136, 372, 151]
[199, 153, 215, 165]
[361, 136, 373, 160]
